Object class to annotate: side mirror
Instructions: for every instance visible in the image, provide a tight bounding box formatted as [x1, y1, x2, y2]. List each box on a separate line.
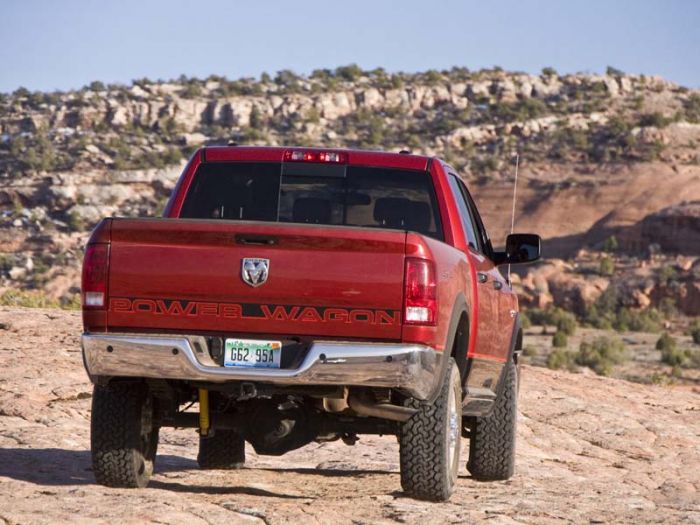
[495, 233, 541, 265]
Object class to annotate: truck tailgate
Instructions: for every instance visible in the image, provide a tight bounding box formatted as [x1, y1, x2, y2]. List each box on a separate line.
[107, 219, 406, 339]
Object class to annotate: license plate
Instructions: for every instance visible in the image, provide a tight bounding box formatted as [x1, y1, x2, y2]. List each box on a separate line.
[224, 339, 282, 368]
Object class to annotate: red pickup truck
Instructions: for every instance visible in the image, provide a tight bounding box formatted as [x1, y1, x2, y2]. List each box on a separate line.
[81, 146, 540, 501]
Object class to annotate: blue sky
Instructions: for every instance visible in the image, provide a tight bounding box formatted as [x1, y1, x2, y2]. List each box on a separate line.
[1, 0, 699, 93]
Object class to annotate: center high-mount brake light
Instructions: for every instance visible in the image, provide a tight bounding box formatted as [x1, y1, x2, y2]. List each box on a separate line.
[404, 258, 437, 326]
[82, 244, 110, 309]
[284, 150, 347, 163]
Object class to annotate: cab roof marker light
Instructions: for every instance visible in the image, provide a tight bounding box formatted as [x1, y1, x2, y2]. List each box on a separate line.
[284, 150, 347, 163]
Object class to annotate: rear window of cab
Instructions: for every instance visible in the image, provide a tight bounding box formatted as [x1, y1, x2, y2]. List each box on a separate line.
[179, 162, 444, 241]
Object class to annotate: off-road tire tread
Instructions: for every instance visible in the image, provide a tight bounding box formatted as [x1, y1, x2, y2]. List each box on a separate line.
[467, 360, 517, 480]
[198, 430, 246, 469]
[91, 382, 158, 488]
[399, 359, 460, 501]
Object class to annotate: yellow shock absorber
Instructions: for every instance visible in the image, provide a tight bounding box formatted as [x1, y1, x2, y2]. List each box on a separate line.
[198, 388, 210, 437]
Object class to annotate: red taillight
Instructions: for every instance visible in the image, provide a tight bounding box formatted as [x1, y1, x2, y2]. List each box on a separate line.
[404, 258, 437, 325]
[82, 243, 110, 309]
[284, 150, 347, 163]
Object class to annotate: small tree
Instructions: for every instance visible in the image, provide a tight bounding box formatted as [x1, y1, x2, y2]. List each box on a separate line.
[606, 66, 625, 76]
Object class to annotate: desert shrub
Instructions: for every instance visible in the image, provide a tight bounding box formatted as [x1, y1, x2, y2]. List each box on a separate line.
[87, 80, 105, 92]
[584, 287, 662, 333]
[658, 332, 700, 368]
[529, 307, 577, 335]
[546, 348, 577, 372]
[575, 336, 627, 376]
[422, 70, 443, 85]
[657, 266, 678, 287]
[61, 293, 81, 310]
[638, 112, 672, 128]
[614, 307, 663, 333]
[688, 350, 700, 368]
[67, 210, 85, 232]
[602, 235, 619, 253]
[0, 289, 61, 308]
[552, 330, 568, 348]
[541, 67, 557, 77]
[599, 256, 615, 276]
[555, 312, 577, 336]
[660, 346, 685, 367]
[181, 82, 203, 99]
[335, 64, 364, 82]
[522, 345, 538, 357]
[656, 332, 676, 352]
[519, 310, 532, 329]
[689, 319, 700, 345]
[658, 297, 678, 319]
[606, 66, 625, 76]
[683, 93, 700, 123]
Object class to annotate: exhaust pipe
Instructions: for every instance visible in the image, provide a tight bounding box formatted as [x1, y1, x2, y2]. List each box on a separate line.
[348, 392, 416, 422]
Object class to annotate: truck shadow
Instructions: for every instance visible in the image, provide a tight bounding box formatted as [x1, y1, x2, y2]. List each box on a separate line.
[0, 448, 395, 498]
[0, 448, 197, 486]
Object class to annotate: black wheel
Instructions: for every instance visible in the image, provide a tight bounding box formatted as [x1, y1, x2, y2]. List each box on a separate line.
[467, 360, 518, 481]
[198, 429, 246, 469]
[91, 382, 159, 488]
[399, 358, 462, 501]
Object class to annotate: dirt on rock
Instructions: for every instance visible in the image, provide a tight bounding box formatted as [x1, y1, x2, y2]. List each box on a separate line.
[0, 307, 698, 524]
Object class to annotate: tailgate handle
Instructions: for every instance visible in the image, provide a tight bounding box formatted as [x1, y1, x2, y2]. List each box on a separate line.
[235, 234, 278, 246]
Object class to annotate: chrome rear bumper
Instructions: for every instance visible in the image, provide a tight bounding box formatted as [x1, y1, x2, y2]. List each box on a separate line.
[81, 333, 442, 400]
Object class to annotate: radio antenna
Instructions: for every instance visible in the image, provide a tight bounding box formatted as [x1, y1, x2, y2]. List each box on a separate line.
[507, 153, 520, 284]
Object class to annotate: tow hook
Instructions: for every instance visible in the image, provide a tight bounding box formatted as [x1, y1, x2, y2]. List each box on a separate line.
[198, 388, 210, 437]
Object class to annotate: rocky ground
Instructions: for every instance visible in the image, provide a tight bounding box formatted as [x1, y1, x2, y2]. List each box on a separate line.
[0, 307, 698, 524]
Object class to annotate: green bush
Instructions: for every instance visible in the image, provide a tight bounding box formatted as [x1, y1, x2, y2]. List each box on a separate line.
[528, 307, 577, 335]
[552, 330, 568, 348]
[546, 348, 577, 372]
[521, 345, 538, 357]
[660, 346, 685, 367]
[0, 289, 60, 308]
[335, 64, 364, 82]
[584, 287, 663, 333]
[575, 336, 627, 376]
[599, 256, 615, 276]
[602, 235, 619, 253]
[638, 112, 672, 128]
[683, 93, 700, 123]
[614, 307, 663, 333]
[67, 210, 85, 232]
[689, 319, 700, 345]
[656, 332, 676, 352]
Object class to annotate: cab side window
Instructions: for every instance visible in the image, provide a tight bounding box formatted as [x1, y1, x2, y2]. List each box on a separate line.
[460, 180, 494, 258]
[448, 174, 481, 252]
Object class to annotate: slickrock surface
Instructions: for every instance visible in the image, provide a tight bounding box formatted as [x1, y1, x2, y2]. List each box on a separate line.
[0, 307, 698, 524]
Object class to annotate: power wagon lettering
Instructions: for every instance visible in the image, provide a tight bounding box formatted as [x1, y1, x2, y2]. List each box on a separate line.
[109, 297, 400, 325]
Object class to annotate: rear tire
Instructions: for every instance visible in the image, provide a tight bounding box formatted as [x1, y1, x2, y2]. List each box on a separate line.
[399, 358, 462, 501]
[198, 430, 246, 469]
[467, 360, 518, 481]
[91, 382, 159, 488]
